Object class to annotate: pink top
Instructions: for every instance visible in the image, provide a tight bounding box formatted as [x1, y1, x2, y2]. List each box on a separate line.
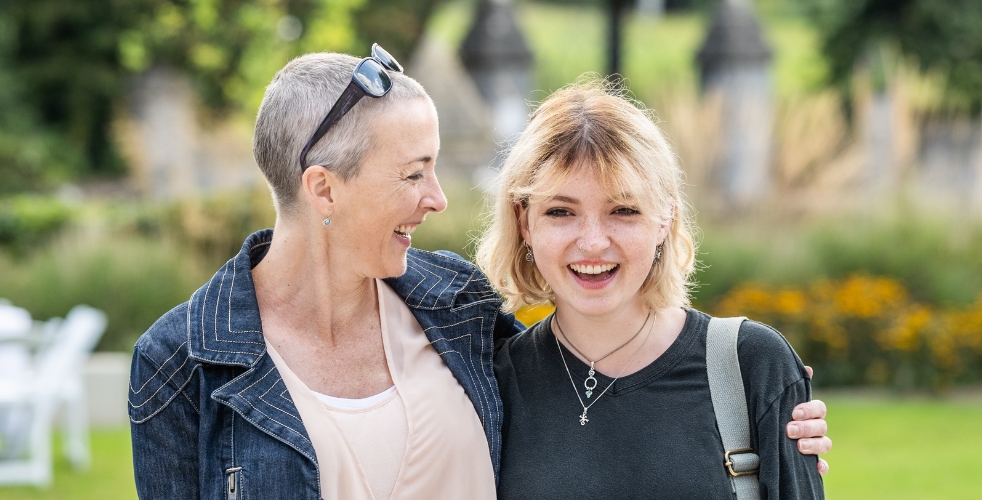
[265, 280, 496, 500]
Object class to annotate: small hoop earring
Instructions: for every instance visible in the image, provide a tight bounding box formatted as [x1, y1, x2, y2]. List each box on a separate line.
[322, 218, 332, 227]
[524, 242, 534, 263]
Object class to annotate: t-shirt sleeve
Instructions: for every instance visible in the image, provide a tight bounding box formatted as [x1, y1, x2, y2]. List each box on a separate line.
[738, 320, 825, 500]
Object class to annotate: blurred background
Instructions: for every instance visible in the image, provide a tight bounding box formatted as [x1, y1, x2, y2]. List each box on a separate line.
[0, 0, 980, 498]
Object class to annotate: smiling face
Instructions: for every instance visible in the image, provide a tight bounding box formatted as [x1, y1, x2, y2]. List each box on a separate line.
[520, 165, 669, 319]
[329, 98, 446, 278]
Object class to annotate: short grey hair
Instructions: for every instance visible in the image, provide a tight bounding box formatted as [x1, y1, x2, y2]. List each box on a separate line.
[254, 52, 431, 215]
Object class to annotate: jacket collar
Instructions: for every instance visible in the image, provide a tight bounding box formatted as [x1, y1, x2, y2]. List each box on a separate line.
[187, 229, 492, 367]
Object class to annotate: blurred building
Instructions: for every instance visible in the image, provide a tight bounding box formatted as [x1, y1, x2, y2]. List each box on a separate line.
[117, 67, 263, 199]
[406, 36, 497, 184]
[697, 0, 774, 211]
[459, 0, 535, 179]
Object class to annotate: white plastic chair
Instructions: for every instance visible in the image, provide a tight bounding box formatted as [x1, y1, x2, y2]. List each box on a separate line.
[0, 304, 107, 487]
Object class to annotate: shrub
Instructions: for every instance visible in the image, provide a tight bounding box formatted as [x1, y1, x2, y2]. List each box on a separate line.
[712, 276, 982, 390]
[0, 195, 72, 254]
[0, 231, 207, 352]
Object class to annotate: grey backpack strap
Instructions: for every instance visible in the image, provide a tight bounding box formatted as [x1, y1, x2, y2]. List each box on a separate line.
[707, 316, 760, 500]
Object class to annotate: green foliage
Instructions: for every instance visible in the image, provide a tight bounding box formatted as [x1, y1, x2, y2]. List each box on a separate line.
[352, 0, 444, 61]
[0, 232, 207, 352]
[802, 0, 982, 113]
[692, 213, 982, 309]
[0, 0, 368, 192]
[0, 195, 72, 254]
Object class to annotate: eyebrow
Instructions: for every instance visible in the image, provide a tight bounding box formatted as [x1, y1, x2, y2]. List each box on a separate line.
[404, 155, 433, 166]
[550, 195, 579, 204]
[548, 194, 634, 204]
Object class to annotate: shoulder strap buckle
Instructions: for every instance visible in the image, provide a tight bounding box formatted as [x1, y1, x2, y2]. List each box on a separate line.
[724, 448, 760, 477]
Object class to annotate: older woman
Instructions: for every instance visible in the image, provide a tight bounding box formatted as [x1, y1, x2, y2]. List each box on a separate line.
[128, 46, 518, 499]
[129, 48, 829, 499]
[479, 80, 827, 498]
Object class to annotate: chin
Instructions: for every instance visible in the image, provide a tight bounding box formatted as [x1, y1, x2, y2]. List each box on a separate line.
[381, 256, 409, 279]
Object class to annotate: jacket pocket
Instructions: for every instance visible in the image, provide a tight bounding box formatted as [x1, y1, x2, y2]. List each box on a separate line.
[226, 467, 243, 500]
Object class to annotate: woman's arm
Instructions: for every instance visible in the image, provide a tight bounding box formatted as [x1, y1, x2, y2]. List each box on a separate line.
[129, 344, 201, 499]
[756, 377, 826, 498]
[736, 321, 825, 498]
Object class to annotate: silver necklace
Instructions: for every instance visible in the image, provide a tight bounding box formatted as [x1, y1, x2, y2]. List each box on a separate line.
[555, 311, 651, 398]
[555, 313, 654, 426]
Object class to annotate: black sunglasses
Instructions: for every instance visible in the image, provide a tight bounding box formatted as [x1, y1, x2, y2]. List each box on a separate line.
[298, 43, 404, 171]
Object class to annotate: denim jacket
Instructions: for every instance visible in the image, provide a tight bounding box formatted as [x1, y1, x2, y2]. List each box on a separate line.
[128, 229, 524, 499]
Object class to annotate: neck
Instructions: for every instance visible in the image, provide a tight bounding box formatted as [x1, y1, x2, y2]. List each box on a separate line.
[251, 217, 378, 344]
[552, 302, 652, 362]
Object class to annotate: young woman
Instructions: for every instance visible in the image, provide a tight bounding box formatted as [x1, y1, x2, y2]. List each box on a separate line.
[478, 79, 826, 498]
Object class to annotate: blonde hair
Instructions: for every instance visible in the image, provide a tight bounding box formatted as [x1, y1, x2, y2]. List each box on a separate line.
[475, 77, 697, 313]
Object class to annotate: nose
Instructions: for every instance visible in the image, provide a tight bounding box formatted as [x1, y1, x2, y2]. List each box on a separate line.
[577, 217, 610, 254]
[422, 173, 448, 213]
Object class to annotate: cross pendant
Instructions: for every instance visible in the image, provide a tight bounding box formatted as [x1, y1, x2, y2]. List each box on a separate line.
[579, 409, 589, 426]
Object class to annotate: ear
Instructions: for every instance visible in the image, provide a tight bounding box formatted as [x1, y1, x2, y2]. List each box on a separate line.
[514, 202, 531, 243]
[656, 204, 675, 245]
[302, 165, 339, 219]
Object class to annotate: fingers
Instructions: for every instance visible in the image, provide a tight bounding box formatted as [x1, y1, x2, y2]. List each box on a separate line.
[797, 436, 833, 455]
[791, 399, 827, 421]
[804, 365, 814, 378]
[787, 419, 828, 440]
[817, 458, 829, 476]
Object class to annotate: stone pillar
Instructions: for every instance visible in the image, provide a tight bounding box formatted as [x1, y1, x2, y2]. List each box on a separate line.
[918, 117, 982, 214]
[459, 0, 534, 152]
[118, 67, 262, 199]
[697, 0, 773, 209]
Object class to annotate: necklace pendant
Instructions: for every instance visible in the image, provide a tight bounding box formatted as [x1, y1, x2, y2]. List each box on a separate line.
[579, 409, 589, 426]
[584, 373, 598, 398]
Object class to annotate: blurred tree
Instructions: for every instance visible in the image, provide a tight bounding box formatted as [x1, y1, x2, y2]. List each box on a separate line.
[0, 0, 140, 192]
[803, 0, 982, 114]
[352, 0, 444, 62]
[0, 0, 368, 193]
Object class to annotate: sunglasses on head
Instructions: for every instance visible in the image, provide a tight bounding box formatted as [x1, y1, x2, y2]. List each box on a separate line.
[298, 43, 403, 171]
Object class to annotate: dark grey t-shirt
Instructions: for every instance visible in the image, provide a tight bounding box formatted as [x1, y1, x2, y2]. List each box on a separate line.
[494, 309, 825, 500]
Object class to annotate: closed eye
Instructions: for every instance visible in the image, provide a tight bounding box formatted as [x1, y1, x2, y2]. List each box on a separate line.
[407, 171, 424, 181]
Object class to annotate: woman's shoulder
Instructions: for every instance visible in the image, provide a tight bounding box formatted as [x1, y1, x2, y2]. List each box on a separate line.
[689, 309, 808, 390]
[407, 248, 481, 272]
[494, 318, 549, 370]
[736, 319, 804, 369]
[129, 301, 198, 424]
[134, 301, 192, 357]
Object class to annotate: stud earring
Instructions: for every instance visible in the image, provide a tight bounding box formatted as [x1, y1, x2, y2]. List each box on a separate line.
[524, 242, 534, 263]
[322, 218, 332, 227]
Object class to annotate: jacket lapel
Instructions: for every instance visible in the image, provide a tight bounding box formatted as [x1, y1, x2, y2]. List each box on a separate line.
[188, 230, 318, 465]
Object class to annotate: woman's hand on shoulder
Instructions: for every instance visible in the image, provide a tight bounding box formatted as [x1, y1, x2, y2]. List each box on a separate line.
[786, 365, 832, 475]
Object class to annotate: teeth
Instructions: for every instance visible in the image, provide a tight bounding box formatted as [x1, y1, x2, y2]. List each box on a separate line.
[394, 224, 417, 237]
[569, 263, 618, 274]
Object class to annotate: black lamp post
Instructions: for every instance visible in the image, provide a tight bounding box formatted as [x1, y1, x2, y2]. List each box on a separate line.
[606, 0, 630, 78]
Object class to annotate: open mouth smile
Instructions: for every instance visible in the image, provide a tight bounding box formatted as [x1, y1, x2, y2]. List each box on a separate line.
[394, 224, 418, 241]
[568, 262, 619, 283]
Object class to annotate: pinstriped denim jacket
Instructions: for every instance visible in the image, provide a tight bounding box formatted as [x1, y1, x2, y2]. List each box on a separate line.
[128, 229, 523, 499]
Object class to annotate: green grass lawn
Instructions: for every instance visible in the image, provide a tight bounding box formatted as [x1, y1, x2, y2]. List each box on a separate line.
[819, 392, 982, 500]
[3, 394, 980, 498]
[2, 427, 136, 500]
